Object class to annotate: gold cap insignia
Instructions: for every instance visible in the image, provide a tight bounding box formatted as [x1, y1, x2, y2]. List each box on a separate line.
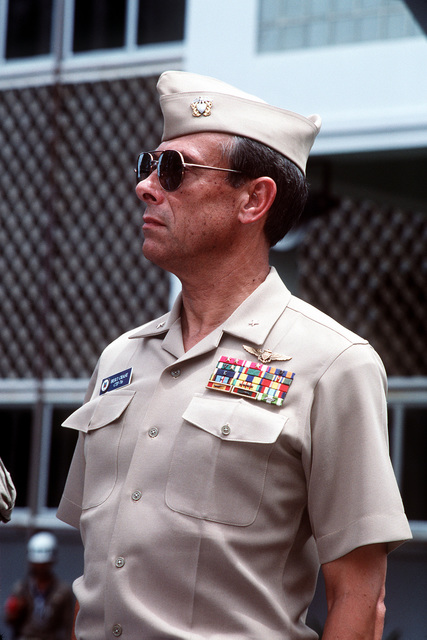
[190, 97, 213, 117]
[243, 345, 292, 364]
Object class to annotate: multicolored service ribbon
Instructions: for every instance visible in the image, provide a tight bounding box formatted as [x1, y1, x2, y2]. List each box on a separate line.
[207, 356, 294, 406]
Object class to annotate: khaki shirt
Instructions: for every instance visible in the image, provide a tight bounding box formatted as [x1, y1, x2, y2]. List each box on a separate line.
[0, 457, 16, 523]
[57, 268, 411, 640]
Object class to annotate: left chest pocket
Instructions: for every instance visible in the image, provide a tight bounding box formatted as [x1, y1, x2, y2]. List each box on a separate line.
[165, 394, 287, 526]
[63, 390, 135, 509]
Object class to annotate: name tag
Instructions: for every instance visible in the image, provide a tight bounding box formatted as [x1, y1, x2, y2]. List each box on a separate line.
[100, 367, 133, 395]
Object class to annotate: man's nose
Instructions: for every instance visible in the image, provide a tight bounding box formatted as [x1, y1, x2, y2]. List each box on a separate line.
[135, 170, 163, 203]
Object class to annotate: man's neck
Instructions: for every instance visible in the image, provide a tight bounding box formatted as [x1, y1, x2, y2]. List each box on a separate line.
[179, 262, 270, 352]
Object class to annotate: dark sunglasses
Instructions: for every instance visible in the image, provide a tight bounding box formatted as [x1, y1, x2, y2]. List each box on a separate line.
[135, 149, 242, 192]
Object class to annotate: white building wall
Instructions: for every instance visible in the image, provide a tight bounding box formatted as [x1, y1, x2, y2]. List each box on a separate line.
[185, 0, 427, 154]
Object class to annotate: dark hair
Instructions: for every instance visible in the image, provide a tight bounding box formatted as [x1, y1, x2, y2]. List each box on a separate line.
[224, 136, 309, 247]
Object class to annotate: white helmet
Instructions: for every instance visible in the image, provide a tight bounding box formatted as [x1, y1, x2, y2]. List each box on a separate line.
[27, 532, 58, 564]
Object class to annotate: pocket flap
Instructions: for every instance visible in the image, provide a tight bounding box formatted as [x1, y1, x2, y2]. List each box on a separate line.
[62, 390, 135, 433]
[182, 394, 287, 444]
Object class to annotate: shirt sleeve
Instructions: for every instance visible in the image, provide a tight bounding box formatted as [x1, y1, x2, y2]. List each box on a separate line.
[306, 343, 412, 564]
[0, 458, 16, 523]
[56, 360, 100, 528]
[56, 433, 86, 528]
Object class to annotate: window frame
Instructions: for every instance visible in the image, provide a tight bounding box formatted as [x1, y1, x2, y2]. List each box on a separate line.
[388, 376, 427, 539]
[0, 0, 185, 87]
[0, 378, 86, 529]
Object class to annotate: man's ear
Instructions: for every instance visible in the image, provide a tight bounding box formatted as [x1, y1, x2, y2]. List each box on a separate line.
[238, 177, 277, 225]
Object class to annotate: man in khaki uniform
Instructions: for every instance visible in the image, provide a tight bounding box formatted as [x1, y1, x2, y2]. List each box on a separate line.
[58, 71, 411, 640]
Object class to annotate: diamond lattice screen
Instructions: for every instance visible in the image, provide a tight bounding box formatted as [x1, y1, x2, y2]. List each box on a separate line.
[298, 199, 427, 376]
[0, 75, 169, 379]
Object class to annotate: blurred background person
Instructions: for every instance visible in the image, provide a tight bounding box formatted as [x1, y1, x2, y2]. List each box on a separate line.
[4, 531, 74, 640]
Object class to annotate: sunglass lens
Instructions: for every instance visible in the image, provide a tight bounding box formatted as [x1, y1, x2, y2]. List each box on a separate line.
[136, 153, 152, 184]
[158, 150, 183, 191]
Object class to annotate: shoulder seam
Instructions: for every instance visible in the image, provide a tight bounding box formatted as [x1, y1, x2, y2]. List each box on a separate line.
[287, 298, 368, 346]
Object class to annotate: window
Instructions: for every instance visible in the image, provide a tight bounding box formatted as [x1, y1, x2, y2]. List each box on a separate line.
[0, 0, 186, 63]
[1, 408, 32, 506]
[5, 0, 53, 59]
[1, 403, 78, 512]
[0, 380, 85, 522]
[137, 0, 186, 46]
[258, 0, 423, 52]
[389, 401, 427, 522]
[73, 0, 126, 52]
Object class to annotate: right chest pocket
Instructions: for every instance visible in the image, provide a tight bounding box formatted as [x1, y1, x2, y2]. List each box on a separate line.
[63, 390, 135, 509]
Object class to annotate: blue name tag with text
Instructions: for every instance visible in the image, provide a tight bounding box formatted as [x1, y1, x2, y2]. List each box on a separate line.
[100, 367, 133, 394]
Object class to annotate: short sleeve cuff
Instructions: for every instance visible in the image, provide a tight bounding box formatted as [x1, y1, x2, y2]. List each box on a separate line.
[57, 495, 81, 529]
[316, 511, 413, 565]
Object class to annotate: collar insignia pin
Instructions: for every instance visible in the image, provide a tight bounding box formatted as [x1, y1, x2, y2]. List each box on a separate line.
[243, 345, 292, 364]
[190, 97, 213, 117]
[156, 321, 166, 329]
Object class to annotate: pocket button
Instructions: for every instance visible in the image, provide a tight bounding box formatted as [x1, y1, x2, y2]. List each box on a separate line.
[221, 423, 231, 436]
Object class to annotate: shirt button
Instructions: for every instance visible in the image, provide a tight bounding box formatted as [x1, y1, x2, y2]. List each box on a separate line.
[148, 427, 159, 438]
[170, 369, 181, 378]
[132, 490, 142, 502]
[112, 624, 122, 637]
[221, 423, 231, 436]
[115, 557, 125, 568]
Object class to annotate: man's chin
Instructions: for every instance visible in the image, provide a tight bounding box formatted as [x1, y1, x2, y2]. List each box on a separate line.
[142, 241, 172, 271]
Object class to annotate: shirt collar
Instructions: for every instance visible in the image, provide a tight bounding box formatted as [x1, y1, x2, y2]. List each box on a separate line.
[128, 267, 291, 355]
[128, 292, 183, 340]
[220, 267, 291, 345]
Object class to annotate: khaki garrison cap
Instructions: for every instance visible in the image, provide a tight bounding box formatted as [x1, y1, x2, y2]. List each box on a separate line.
[157, 70, 321, 175]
